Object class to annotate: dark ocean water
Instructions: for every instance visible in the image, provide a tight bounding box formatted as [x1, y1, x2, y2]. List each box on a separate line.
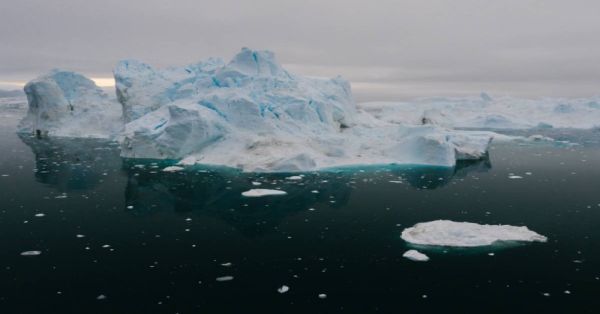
[1, 106, 599, 313]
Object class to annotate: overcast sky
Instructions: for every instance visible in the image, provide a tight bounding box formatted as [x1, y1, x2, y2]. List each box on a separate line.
[1, 0, 599, 100]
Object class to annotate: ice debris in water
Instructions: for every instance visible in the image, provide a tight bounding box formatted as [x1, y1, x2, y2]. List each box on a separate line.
[20, 250, 42, 256]
[508, 175, 523, 179]
[403, 249, 430, 262]
[401, 220, 547, 247]
[216, 276, 234, 282]
[277, 285, 290, 293]
[241, 189, 287, 197]
[162, 166, 184, 172]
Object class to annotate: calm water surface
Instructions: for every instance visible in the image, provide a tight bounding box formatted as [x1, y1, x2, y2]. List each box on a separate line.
[1, 105, 599, 313]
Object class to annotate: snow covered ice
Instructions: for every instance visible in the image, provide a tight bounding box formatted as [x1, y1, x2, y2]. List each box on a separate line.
[401, 220, 547, 247]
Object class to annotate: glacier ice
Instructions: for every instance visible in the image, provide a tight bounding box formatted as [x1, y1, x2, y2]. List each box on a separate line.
[18, 48, 497, 172]
[401, 220, 547, 247]
[114, 48, 493, 171]
[19, 70, 121, 139]
[360, 93, 600, 130]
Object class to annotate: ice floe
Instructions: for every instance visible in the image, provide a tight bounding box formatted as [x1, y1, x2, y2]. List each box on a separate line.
[401, 220, 547, 247]
[403, 249, 430, 261]
[241, 189, 287, 197]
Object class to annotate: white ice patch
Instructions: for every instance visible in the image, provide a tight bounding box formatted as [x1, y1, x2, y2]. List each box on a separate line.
[162, 166, 184, 172]
[21, 250, 42, 256]
[277, 285, 290, 293]
[401, 220, 547, 247]
[403, 249, 430, 262]
[241, 189, 287, 197]
[216, 276, 234, 282]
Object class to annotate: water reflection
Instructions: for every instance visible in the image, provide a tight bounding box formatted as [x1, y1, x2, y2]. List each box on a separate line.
[18, 134, 122, 191]
[20, 136, 492, 235]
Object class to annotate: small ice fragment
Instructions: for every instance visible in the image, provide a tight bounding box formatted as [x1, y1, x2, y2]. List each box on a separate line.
[286, 176, 302, 180]
[20, 250, 41, 256]
[163, 166, 184, 172]
[221, 262, 232, 267]
[241, 189, 287, 197]
[403, 250, 429, 262]
[311, 190, 319, 193]
[76, 234, 85, 238]
[488, 253, 495, 256]
[102, 244, 111, 248]
[216, 276, 234, 282]
[318, 293, 327, 299]
[96, 294, 107, 300]
[389, 180, 403, 184]
[126, 205, 133, 209]
[277, 285, 290, 293]
[308, 208, 316, 211]
[508, 175, 523, 179]
[251, 181, 262, 186]
[34, 213, 45, 217]
[542, 293, 550, 297]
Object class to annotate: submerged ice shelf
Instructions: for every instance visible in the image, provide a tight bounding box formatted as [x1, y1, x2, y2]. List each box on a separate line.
[18, 48, 506, 172]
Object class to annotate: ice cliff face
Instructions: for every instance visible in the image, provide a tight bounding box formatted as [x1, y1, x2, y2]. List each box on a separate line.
[19, 48, 493, 172]
[19, 70, 121, 138]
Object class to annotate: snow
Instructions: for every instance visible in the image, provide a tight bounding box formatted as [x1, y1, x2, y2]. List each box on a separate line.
[19, 70, 121, 139]
[241, 189, 287, 197]
[403, 249, 430, 261]
[401, 220, 547, 247]
[360, 93, 600, 130]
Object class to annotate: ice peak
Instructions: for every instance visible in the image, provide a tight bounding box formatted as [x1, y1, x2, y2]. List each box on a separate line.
[224, 47, 288, 78]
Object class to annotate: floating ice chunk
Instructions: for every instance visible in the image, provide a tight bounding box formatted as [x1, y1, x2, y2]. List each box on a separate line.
[21, 250, 42, 256]
[401, 220, 547, 247]
[34, 213, 45, 217]
[162, 166, 184, 172]
[318, 293, 327, 299]
[96, 294, 107, 300]
[403, 249, 429, 262]
[216, 276, 234, 282]
[286, 175, 303, 180]
[508, 175, 523, 179]
[277, 285, 290, 293]
[241, 189, 287, 197]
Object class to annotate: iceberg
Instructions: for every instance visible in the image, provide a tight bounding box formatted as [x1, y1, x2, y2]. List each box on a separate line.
[20, 48, 494, 172]
[401, 220, 547, 247]
[19, 70, 121, 139]
[360, 94, 600, 130]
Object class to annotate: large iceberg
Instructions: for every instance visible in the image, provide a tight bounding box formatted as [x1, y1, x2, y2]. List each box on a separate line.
[19, 48, 494, 172]
[19, 70, 121, 138]
[115, 48, 492, 171]
[401, 220, 548, 247]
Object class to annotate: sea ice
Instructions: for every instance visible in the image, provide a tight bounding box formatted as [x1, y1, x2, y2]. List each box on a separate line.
[241, 189, 287, 197]
[401, 220, 547, 247]
[403, 249, 430, 261]
[162, 166, 184, 172]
